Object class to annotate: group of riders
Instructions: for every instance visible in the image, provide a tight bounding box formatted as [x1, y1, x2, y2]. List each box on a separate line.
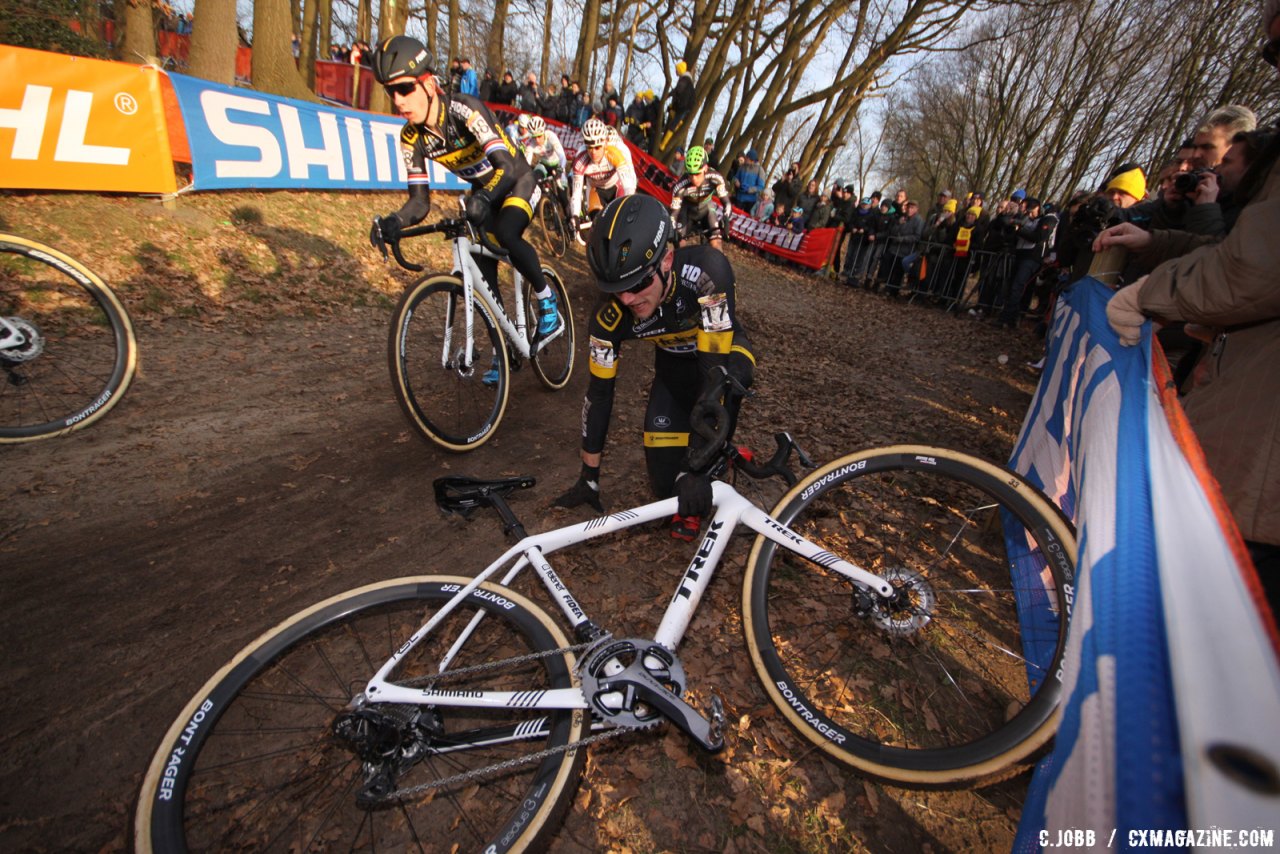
[368, 35, 750, 541]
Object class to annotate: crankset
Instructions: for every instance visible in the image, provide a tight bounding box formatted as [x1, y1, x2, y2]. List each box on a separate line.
[579, 638, 725, 751]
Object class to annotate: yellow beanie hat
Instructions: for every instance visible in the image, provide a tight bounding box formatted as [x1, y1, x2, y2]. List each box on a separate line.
[676, 61, 688, 75]
[965, 206, 982, 218]
[1105, 167, 1146, 201]
[943, 199, 958, 213]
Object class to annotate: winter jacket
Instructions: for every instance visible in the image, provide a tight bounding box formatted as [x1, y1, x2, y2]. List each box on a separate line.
[734, 162, 765, 207]
[796, 191, 820, 222]
[494, 80, 518, 106]
[886, 213, 924, 254]
[517, 83, 542, 114]
[807, 201, 832, 229]
[1133, 149, 1280, 546]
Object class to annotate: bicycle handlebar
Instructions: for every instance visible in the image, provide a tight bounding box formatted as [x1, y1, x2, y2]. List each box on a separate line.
[384, 218, 472, 273]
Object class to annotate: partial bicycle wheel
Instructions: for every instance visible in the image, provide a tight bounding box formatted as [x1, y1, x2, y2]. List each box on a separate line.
[525, 267, 575, 390]
[537, 196, 568, 259]
[744, 445, 1076, 785]
[136, 576, 588, 853]
[389, 275, 509, 452]
[0, 234, 137, 442]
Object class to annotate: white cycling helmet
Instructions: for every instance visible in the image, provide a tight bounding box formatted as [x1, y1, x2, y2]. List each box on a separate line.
[582, 117, 609, 147]
[516, 114, 531, 130]
[527, 115, 547, 136]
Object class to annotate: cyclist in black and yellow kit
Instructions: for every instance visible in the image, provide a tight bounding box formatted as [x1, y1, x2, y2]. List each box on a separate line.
[669, 145, 733, 251]
[554, 194, 755, 540]
[368, 35, 561, 345]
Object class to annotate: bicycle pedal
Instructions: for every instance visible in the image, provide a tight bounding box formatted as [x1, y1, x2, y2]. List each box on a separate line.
[708, 693, 726, 745]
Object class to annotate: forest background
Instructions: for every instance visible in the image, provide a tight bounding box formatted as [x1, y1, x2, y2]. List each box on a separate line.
[5, 0, 1280, 202]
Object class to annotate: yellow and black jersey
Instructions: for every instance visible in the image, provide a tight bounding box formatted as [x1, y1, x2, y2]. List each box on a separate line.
[581, 244, 753, 454]
[400, 93, 527, 195]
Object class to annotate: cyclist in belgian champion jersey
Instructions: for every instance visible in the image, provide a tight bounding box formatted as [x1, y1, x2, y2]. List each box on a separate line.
[669, 145, 733, 251]
[367, 35, 561, 340]
[554, 194, 755, 541]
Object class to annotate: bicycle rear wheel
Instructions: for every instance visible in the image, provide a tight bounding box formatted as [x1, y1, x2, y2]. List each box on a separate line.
[136, 576, 587, 853]
[389, 275, 509, 452]
[537, 197, 568, 259]
[743, 445, 1075, 785]
[525, 267, 575, 390]
[0, 234, 137, 442]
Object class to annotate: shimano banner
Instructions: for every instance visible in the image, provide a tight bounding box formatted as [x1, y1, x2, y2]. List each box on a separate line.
[165, 72, 465, 192]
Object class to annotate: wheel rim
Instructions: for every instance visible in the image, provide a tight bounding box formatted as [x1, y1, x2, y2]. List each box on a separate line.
[748, 450, 1072, 778]
[395, 281, 507, 449]
[0, 239, 134, 440]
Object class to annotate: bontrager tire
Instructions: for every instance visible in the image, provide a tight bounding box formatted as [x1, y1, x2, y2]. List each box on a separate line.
[136, 576, 588, 853]
[0, 234, 137, 442]
[743, 445, 1076, 785]
[537, 196, 568, 259]
[389, 275, 509, 452]
[526, 267, 575, 390]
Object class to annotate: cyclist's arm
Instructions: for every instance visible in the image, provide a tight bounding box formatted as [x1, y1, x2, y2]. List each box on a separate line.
[549, 133, 566, 170]
[580, 302, 626, 464]
[570, 156, 588, 217]
[610, 147, 638, 196]
[394, 128, 432, 224]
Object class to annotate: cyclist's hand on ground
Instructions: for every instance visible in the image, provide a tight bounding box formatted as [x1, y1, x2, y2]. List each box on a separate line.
[554, 465, 604, 513]
[369, 213, 402, 258]
[675, 472, 712, 517]
[465, 191, 492, 226]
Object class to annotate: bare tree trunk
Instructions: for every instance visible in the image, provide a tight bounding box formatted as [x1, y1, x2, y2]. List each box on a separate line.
[540, 0, 553, 85]
[318, 0, 333, 61]
[487, 0, 510, 81]
[252, 0, 317, 99]
[448, 0, 459, 70]
[573, 0, 601, 86]
[188, 0, 239, 83]
[116, 0, 156, 63]
[299, 0, 319, 87]
[356, 0, 372, 44]
[424, 0, 439, 60]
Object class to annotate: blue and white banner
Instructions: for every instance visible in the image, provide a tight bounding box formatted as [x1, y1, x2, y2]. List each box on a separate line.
[165, 72, 466, 192]
[1009, 278, 1280, 851]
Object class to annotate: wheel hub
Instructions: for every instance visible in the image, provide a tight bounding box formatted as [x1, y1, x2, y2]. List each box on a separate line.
[0, 317, 43, 364]
[859, 567, 935, 636]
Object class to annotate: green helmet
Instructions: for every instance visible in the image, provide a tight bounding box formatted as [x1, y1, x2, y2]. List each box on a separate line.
[684, 145, 707, 174]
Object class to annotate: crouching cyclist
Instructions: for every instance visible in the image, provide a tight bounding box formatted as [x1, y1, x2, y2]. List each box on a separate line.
[521, 115, 573, 222]
[368, 35, 562, 345]
[669, 145, 733, 250]
[554, 194, 755, 541]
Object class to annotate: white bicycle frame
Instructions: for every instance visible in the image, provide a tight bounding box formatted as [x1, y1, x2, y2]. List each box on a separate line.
[443, 227, 566, 371]
[0, 316, 27, 350]
[363, 480, 894, 712]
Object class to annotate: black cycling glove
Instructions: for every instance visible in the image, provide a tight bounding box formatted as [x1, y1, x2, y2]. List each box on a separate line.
[370, 213, 402, 258]
[554, 463, 604, 513]
[675, 471, 712, 517]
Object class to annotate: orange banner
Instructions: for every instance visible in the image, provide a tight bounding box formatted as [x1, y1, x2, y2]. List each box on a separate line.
[0, 46, 177, 193]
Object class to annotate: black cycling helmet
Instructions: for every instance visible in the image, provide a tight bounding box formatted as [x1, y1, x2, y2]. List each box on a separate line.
[586, 195, 673, 293]
[371, 35, 434, 84]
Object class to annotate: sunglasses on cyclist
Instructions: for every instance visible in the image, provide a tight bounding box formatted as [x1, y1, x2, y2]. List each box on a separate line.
[622, 271, 659, 295]
[587, 144, 604, 151]
[384, 81, 419, 98]
[1263, 35, 1280, 68]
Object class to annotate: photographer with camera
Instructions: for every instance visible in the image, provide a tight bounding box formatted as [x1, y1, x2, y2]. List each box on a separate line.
[1091, 0, 1280, 607]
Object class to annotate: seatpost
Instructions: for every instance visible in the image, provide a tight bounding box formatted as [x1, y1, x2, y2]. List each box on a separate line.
[484, 489, 529, 540]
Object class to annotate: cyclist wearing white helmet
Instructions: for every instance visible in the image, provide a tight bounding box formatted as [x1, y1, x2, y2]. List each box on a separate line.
[367, 35, 562, 342]
[521, 114, 571, 215]
[670, 144, 733, 250]
[569, 117, 637, 243]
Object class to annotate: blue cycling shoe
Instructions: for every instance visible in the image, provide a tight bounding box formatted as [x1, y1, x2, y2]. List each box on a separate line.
[536, 294, 561, 338]
[481, 356, 500, 387]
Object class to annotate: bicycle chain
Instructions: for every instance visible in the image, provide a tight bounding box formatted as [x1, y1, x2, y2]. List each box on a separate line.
[378, 634, 660, 802]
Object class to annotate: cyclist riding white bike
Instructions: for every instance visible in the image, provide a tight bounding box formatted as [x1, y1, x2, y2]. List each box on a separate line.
[367, 35, 562, 346]
[522, 115, 572, 217]
[568, 117, 637, 244]
[554, 194, 755, 541]
[669, 144, 733, 250]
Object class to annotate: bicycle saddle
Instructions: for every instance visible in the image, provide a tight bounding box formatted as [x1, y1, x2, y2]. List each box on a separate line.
[433, 475, 535, 514]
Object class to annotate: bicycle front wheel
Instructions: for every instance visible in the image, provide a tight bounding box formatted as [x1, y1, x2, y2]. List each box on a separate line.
[136, 576, 587, 853]
[526, 267, 575, 390]
[0, 234, 137, 442]
[744, 445, 1076, 785]
[389, 275, 509, 452]
[537, 197, 568, 259]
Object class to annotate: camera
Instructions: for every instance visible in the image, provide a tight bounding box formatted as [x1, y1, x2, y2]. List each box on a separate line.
[1070, 195, 1120, 243]
[1172, 168, 1212, 196]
